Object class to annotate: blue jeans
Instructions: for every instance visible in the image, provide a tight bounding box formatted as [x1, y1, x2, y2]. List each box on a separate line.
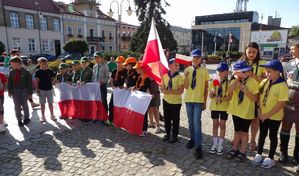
[186, 103, 203, 148]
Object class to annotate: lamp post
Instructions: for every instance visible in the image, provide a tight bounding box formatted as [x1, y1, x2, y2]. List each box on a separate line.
[35, 1, 42, 54]
[108, 0, 133, 52]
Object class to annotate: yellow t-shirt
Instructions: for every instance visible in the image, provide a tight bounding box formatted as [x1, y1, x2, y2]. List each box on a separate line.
[162, 73, 184, 104]
[227, 77, 259, 120]
[209, 80, 230, 111]
[184, 66, 210, 103]
[259, 78, 289, 121]
[248, 60, 268, 77]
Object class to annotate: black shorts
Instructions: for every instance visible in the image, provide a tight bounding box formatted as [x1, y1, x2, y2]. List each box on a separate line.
[0, 96, 3, 115]
[211, 111, 228, 120]
[232, 115, 252, 132]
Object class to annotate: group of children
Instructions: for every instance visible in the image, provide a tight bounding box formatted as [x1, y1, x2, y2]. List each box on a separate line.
[1, 43, 299, 171]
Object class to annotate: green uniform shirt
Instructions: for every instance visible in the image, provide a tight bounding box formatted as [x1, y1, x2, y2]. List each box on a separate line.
[8, 67, 33, 95]
[72, 69, 81, 84]
[80, 67, 93, 83]
[56, 73, 71, 83]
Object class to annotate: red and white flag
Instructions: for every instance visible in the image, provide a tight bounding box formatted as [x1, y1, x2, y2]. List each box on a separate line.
[113, 88, 152, 135]
[55, 83, 108, 121]
[228, 32, 233, 44]
[175, 54, 192, 65]
[142, 18, 169, 85]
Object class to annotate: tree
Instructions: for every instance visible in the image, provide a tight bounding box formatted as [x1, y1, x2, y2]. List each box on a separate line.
[0, 41, 5, 54]
[289, 25, 299, 38]
[63, 39, 88, 55]
[130, 0, 177, 53]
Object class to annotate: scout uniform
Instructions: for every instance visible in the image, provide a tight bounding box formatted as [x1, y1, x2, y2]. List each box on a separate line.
[123, 57, 138, 88]
[56, 63, 71, 83]
[71, 60, 81, 84]
[80, 57, 93, 83]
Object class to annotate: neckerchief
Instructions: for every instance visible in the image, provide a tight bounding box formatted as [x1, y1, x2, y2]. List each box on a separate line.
[191, 65, 200, 89]
[262, 77, 285, 106]
[136, 73, 149, 90]
[96, 64, 101, 80]
[167, 71, 179, 90]
[217, 79, 228, 97]
[238, 77, 249, 104]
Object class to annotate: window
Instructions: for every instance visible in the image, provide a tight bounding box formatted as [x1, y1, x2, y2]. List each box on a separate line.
[25, 15, 34, 29]
[67, 26, 73, 35]
[12, 38, 21, 50]
[78, 27, 83, 36]
[28, 39, 36, 51]
[109, 31, 113, 39]
[40, 17, 47, 30]
[109, 45, 113, 52]
[101, 45, 105, 51]
[101, 29, 105, 38]
[53, 18, 60, 31]
[42, 39, 49, 51]
[122, 32, 126, 37]
[90, 28, 94, 37]
[10, 12, 19, 28]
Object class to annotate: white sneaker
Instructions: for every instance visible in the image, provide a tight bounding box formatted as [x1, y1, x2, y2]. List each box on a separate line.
[0, 124, 6, 133]
[261, 157, 275, 168]
[252, 154, 263, 165]
[209, 145, 217, 154]
[154, 127, 160, 134]
[216, 145, 224, 155]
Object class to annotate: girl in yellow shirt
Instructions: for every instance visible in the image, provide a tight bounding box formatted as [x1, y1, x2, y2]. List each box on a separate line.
[252, 59, 288, 168]
[209, 62, 232, 155]
[226, 60, 259, 161]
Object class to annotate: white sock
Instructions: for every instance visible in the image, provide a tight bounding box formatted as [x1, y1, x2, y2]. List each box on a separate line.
[213, 137, 218, 146]
[218, 138, 224, 146]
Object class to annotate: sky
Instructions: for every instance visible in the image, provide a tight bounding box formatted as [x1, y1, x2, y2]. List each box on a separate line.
[58, 0, 299, 28]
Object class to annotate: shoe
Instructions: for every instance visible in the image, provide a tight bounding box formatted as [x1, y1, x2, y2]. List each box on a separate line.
[40, 116, 46, 123]
[226, 149, 238, 159]
[105, 120, 114, 126]
[148, 124, 155, 128]
[261, 158, 275, 169]
[169, 136, 178, 143]
[162, 135, 170, 141]
[59, 116, 67, 119]
[186, 139, 195, 149]
[216, 145, 224, 155]
[140, 131, 147, 137]
[18, 121, 24, 127]
[31, 102, 40, 108]
[252, 154, 263, 165]
[278, 151, 288, 165]
[51, 115, 57, 121]
[154, 127, 160, 134]
[235, 152, 246, 162]
[209, 145, 217, 154]
[23, 119, 31, 125]
[0, 124, 6, 133]
[194, 148, 203, 160]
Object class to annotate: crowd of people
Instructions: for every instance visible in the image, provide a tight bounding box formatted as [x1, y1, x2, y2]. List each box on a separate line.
[0, 42, 299, 171]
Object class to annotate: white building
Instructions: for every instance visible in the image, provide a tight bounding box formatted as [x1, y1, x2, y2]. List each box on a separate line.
[170, 26, 192, 53]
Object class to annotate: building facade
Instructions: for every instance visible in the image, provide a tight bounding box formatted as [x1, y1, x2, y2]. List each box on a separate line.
[192, 11, 259, 54]
[119, 22, 138, 51]
[170, 26, 192, 53]
[0, 0, 63, 56]
[251, 23, 288, 59]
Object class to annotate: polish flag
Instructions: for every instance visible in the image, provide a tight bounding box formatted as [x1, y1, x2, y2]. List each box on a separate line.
[113, 88, 152, 135]
[142, 18, 169, 85]
[55, 83, 108, 121]
[175, 54, 192, 65]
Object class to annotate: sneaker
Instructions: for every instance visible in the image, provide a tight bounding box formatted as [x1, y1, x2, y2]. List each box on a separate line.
[194, 148, 203, 160]
[252, 154, 263, 165]
[23, 119, 31, 125]
[31, 102, 40, 108]
[154, 127, 160, 134]
[140, 131, 147, 137]
[0, 124, 6, 133]
[51, 115, 57, 121]
[216, 145, 224, 155]
[169, 136, 178, 143]
[261, 158, 275, 169]
[209, 145, 217, 154]
[278, 151, 288, 165]
[186, 139, 195, 149]
[162, 135, 170, 141]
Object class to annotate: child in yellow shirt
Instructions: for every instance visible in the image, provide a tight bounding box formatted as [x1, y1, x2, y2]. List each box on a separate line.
[226, 60, 259, 161]
[252, 59, 288, 168]
[209, 62, 232, 155]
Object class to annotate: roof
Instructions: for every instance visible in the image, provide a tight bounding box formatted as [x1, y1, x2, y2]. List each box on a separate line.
[97, 9, 115, 21]
[170, 26, 191, 33]
[251, 23, 289, 31]
[2, 0, 60, 14]
[118, 21, 139, 27]
[195, 11, 258, 24]
[55, 2, 84, 16]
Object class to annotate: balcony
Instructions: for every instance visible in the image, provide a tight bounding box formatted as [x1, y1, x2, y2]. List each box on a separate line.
[121, 36, 132, 41]
[87, 36, 104, 42]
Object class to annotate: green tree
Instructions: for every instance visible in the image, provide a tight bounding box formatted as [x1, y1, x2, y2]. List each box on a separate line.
[130, 0, 177, 53]
[63, 39, 88, 55]
[289, 25, 299, 38]
[0, 41, 5, 54]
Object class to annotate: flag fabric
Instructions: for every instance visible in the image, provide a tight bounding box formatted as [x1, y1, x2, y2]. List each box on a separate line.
[175, 54, 192, 65]
[142, 18, 169, 85]
[113, 88, 152, 135]
[228, 33, 233, 44]
[55, 82, 108, 121]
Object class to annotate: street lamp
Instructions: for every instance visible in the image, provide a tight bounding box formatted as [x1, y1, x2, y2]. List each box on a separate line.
[35, 1, 43, 54]
[108, 0, 133, 51]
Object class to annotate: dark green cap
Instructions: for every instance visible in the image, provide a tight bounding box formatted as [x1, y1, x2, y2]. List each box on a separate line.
[80, 56, 89, 62]
[72, 60, 80, 65]
[93, 51, 102, 57]
[59, 63, 68, 69]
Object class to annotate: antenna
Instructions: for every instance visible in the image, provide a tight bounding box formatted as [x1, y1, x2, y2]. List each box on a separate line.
[235, 0, 249, 12]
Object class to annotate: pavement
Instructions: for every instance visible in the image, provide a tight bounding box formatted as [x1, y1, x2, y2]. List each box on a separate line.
[0, 64, 298, 176]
